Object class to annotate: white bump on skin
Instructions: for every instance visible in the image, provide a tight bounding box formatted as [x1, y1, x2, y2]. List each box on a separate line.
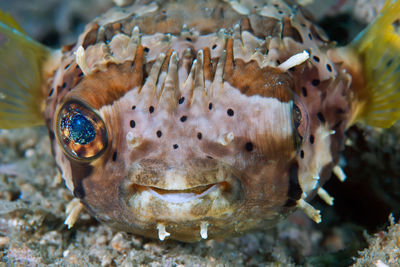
[218, 132, 234, 146]
[200, 221, 208, 239]
[157, 223, 170, 241]
[126, 131, 141, 149]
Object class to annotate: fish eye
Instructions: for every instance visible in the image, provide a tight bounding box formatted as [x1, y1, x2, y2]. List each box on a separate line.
[56, 100, 108, 160]
[292, 99, 309, 150]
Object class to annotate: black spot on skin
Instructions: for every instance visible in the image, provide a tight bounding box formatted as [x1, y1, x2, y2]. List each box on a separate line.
[62, 82, 67, 89]
[197, 132, 202, 140]
[212, 44, 217, 50]
[308, 33, 313, 40]
[144, 47, 150, 53]
[149, 106, 155, 113]
[208, 103, 213, 110]
[312, 79, 320, 86]
[245, 142, 253, 152]
[326, 64, 332, 72]
[130, 120, 136, 128]
[173, 144, 179, 149]
[186, 37, 192, 42]
[78, 72, 84, 77]
[313, 56, 320, 62]
[206, 155, 213, 159]
[132, 105, 136, 110]
[309, 135, 315, 144]
[178, 97, 185, 104]
[301, 87, 307, 97]
[316, 112, 326, 123]
[48, 88, 54, 97]
[227, 109, 234, 116]
[64, 64, 70, 70]
[180, 116, 187, 122]
[284, 162, 303, 207]
[336, 108, 345, 114]
[156, 130, 162, 138]
[300, 150, 304, 158]
[112, 151, 117, 161]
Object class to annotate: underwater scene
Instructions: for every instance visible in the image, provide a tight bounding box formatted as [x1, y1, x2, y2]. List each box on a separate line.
[0, 0, 399, 266]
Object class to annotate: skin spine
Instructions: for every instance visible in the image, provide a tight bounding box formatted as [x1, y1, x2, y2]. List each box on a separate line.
[42, 0, 354, 242]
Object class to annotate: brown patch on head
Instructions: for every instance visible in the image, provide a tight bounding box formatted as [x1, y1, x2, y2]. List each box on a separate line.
[282, 16, 303, 43]
[240, 17, 253, 33]
[67, 45, 145, 109]
[224, 38, 294, 102]
[70, 161, 94, 198]
[203, 47, 214, 81]
[82, 23, 100, 49]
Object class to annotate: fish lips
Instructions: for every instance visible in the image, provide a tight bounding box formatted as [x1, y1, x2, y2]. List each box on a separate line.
[119, 161, 245, 222]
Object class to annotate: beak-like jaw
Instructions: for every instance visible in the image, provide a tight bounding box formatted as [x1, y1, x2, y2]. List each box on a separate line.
[114, 160, 245, 241]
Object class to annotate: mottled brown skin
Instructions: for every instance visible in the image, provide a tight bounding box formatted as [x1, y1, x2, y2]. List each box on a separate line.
[43, 0, 353, 241]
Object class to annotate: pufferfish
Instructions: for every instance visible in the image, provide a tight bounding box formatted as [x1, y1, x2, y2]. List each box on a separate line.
[0, 0, 400, 242]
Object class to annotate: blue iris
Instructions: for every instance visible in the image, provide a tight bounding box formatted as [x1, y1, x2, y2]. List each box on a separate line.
[69, 114, 96, 145]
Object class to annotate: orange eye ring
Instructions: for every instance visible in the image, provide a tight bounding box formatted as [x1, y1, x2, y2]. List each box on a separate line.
[56, 100, 108, 161]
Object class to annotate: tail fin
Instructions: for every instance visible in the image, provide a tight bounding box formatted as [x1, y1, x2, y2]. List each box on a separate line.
[346, 0, 400, 128]
[0, 11, 52, 128]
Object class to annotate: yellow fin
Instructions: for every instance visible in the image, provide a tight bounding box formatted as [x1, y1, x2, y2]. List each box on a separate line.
[349, 0, 400, 128]
[0, 11, 51, 128]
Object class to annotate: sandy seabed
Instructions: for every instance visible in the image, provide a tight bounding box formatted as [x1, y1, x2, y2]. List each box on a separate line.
[0, 0, 399, 266]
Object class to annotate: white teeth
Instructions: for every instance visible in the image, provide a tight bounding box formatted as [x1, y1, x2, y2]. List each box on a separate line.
[333, 165, 347, 182]
[200, 221, 208, 239]
[157, 223, 170, 241]
[148, 184, 218, 204]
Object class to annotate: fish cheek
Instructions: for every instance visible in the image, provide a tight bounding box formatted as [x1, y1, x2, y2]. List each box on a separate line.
[72, 158, 128, 222]
[240, 159, 299, 214]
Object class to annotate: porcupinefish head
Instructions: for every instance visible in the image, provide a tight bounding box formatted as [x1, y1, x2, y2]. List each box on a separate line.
[46, 1, 316, 242]
[1, 0, 400, 242]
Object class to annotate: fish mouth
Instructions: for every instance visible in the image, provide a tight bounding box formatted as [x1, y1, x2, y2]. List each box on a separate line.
[135, 182, 230, 204]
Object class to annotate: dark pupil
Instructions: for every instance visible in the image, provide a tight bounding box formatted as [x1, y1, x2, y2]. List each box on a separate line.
[293, 104, 302, 129]
[68, 114, 96, 145]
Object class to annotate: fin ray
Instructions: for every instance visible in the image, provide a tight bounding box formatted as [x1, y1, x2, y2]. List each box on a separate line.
[349, 0, 400, 127]
[0, 12, 52, 128]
